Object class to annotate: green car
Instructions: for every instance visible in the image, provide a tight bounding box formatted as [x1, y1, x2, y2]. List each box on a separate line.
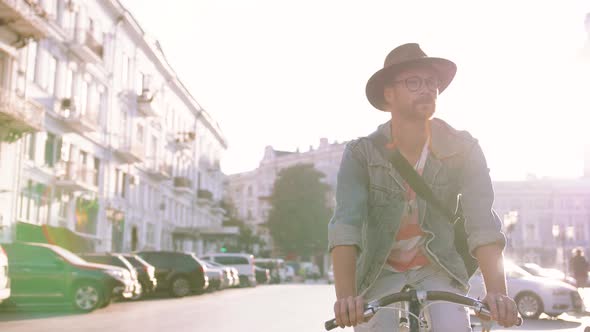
[2, 242, 134, 312]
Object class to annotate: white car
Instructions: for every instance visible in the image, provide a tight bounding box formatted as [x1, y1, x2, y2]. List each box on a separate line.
[468, 261, 583, 319]
[327, 265, 334, 284]
[201, 253, 257, 287]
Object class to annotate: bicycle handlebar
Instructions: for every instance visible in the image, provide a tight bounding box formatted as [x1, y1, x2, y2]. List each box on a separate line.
[324, 290, 523, 330]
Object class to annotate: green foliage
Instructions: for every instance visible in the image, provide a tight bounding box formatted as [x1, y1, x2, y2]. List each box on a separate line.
[267, 164, 332, 257]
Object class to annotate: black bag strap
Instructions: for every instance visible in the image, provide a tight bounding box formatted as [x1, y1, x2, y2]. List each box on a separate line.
[367, 133, 462, 223]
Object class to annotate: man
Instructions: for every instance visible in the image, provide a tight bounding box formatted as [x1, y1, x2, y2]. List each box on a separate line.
[328, 43, 519, 331]
[570, 248, 588, 288]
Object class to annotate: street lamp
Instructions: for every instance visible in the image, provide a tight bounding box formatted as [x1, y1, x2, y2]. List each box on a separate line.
[552, 224, 576, 281]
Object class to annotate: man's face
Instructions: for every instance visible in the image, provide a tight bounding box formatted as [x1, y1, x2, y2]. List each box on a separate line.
[383, 66, 439, 120]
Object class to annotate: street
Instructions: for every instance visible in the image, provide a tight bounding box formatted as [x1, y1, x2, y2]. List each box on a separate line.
[1, 283, 590, 332]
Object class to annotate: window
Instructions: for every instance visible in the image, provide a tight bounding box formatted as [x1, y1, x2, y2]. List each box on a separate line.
[214, 256, 249, 265]
[121, 173, 127, 198]
[46, 55, 57, 95]
[136, 72, 145, 95]
[576, 224, 585, 242]
[79, 79, 88, 114]
[114, 169, 121, 196]
[25, 133, 36, 161]
[136, 124, 144, 143]
[146, 223, 155, 244]
[26, 41, 37, 82]
[98, 88, 106, 125]
[93, 157, 100, 186]
[44, 133, 62, 167]
[64, 67, 73, 98]
[17, 180, 39, 223]
[151, 135, 157, 159]
[121, 54, 129, 89]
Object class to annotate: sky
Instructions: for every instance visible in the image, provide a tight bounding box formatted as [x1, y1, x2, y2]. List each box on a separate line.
[121, 0, 590, 181]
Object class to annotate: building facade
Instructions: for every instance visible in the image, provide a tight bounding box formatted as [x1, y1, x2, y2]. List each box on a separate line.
[493, 178, 590, 267]
[226, 138, 346, 254]
[0, 0, 232, 256]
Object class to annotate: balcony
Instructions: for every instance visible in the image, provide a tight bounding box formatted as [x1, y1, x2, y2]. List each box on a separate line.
[196, 189, 213, 206]
[67, 28, 103, 63]
[54, 161, 97, 192]
[0, 88, 44, 141]
[167, 131, 195, 151]
[0, 0, 50, 40]
[113, 137, 144, 164]
[142, 158, 172, 181]
[52, 98, 99, 134]
[137, 90, 157, 117]
[173, 176, 193, 195]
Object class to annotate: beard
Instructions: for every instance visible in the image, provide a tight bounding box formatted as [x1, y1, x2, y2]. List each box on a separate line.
[397, 97, 436, 121]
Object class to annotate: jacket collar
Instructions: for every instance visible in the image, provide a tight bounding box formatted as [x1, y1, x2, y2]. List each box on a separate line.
[375, 117, 464, 160]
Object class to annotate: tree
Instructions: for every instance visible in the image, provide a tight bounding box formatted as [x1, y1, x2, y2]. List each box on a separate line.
[221, 200, 263, 253]
[267, 164, 332, 258]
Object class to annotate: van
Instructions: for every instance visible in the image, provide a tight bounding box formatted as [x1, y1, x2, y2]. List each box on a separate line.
[201, 253, 256, 287]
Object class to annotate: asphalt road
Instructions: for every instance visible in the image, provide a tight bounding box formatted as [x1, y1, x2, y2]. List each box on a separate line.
[0, 282, 589, 332]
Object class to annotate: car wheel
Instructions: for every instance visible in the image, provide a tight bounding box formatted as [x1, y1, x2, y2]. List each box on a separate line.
[130, 283, 143, 300]
[100, 295, 112, 308]
[72, 282, 103, 312]
[169, 276, 191, 297]
[515, 292, 544, 319]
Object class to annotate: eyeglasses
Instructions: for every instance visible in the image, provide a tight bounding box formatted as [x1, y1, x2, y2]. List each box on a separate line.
[389, 76, 440, 93]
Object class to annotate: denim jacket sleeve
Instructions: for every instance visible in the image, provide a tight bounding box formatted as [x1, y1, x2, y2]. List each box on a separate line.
[327, 142, 368, 254]
[460, 142, 506, 255]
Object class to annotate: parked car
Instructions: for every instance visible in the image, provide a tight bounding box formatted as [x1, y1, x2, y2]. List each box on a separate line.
[203, 260, 239, 288]
[469, 261, 583, 319]
[520, 263, 577, 287]
[202, 263, 224, 291]
[283, 264, 295, 282]
[0, 244, 10, 303]
[327, 265, 334, 284]
[201, 253, 256, 287]
[2, 242, 134, 312]
[255, 258, 284, 284]
[137, 251, 209, 297]
[202, 260, 232, 290]
[79, 253, 143, 300]
[121, 253, 158, 295]
[254, 266, 270, 284]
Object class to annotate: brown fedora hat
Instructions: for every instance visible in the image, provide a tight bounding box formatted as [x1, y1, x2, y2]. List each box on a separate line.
[366, 43, 457, 111]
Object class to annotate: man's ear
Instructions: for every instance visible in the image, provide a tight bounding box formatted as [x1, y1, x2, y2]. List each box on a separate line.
[383, 86, 395, 106]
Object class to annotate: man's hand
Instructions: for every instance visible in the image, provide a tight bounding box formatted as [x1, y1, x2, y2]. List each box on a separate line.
[480, 292, 519, 328]
[333, 295, 367, 328]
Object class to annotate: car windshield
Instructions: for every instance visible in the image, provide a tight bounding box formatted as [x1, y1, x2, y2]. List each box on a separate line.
[49, 246, 87, 265]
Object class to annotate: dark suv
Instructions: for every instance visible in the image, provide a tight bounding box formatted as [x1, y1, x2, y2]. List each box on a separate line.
[79, 253, 142, 300]
[137, 251, 209, 297]
[2, 242, 134, 312]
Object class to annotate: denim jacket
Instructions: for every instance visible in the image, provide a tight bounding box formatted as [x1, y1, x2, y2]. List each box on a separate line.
[328, 118, 506, 295]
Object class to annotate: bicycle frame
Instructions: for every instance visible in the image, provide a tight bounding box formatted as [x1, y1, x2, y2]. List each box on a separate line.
[325, 289, 523, 331]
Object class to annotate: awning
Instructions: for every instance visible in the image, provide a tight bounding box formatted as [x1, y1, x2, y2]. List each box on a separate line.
[16, 222, 95, 253]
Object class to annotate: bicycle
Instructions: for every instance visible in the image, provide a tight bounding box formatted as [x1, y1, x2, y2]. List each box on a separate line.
[325, 288, 523, 331]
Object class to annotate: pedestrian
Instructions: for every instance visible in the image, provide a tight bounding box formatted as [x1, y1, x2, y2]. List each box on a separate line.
[327, 43, 519, 331]
[570, 248, 588, 288]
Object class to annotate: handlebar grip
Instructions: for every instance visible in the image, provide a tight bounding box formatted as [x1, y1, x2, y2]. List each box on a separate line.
[324, 319, 338, 331]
